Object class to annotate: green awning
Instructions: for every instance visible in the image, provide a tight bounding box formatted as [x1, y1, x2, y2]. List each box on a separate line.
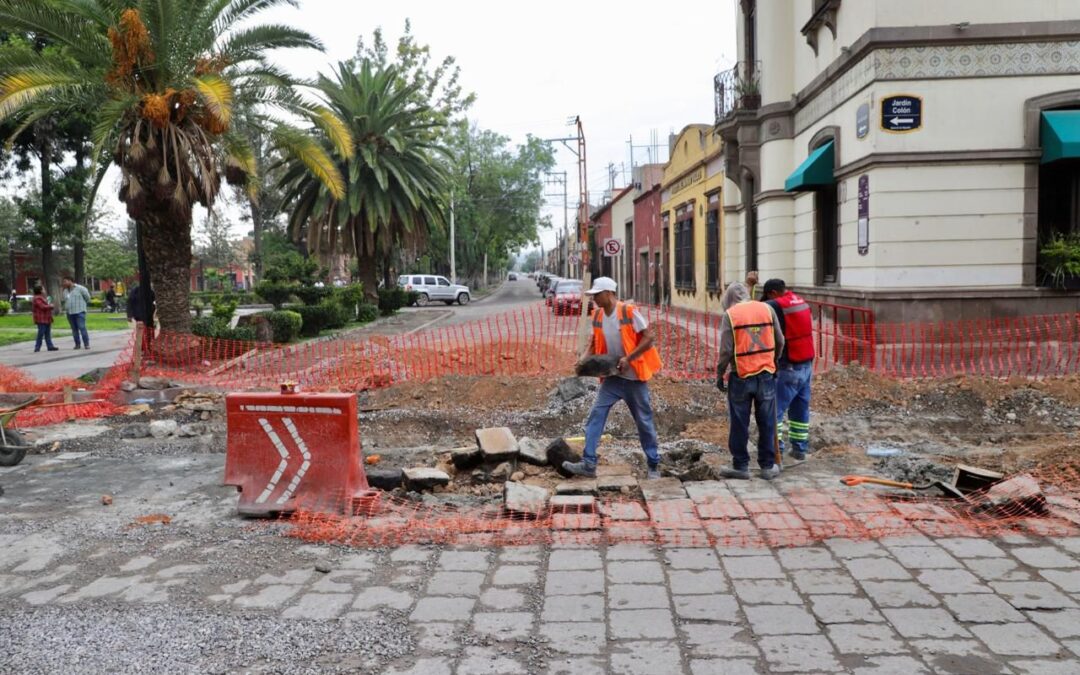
[1041, 111, 1080, 164]
[785, 140, 835, 192]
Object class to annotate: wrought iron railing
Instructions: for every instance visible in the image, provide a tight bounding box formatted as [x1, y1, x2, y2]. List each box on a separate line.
[714, 61, 762, 124]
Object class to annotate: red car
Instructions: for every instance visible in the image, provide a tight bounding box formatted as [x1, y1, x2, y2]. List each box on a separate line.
[552, 282, 594, 315]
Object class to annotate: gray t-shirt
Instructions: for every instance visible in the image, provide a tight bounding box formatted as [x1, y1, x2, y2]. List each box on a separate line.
[600, 306, 649, 380]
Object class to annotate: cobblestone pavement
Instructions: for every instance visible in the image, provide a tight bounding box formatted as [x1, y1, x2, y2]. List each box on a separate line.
[2, 453, 1080, 673]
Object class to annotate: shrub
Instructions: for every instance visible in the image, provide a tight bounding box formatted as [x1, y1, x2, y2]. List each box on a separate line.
[211, 298, 238, 321]
[260, 310, 303, 343]
[332, 283, 365, 318]
[192, 316, 257, 341]
[294, 284, 332, 306]
[356, 303, 378, 323]
[323, 299, 351, 329]
[378, 287, 411, 316]
[0, 300, 9, 317]
[191, 298, 205, 318]
[254, 280, 297, 310]
[291, 304, 333, 337]
[88, 296, 104, 309]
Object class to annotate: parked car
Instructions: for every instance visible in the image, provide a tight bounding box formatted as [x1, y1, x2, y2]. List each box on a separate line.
[551, 279, 593, 315]
[539, 274, 558, 297]
[397, 274, 471, 306]
[508, 273, 518, 281]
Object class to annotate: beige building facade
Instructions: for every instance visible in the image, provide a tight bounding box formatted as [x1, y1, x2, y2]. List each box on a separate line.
[717, 0, 1080, 322]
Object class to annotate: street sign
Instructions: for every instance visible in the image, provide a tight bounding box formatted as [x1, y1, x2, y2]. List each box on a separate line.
[857, 175, 870, 256]
[603, 238, 622, 257]
[881, 95, 922, 133]
[568, 254, 580, 265]
[856, 103, 870, 139]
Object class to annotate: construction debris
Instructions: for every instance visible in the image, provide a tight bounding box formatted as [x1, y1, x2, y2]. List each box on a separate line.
[978, 474, 1046, 515]
[546, 439, 581, 477]
[517, 437, 549, 465]
[555, 376, 589, 402]
[574, 355, 618, 378]
[503, 481, 549, 516]
[451, 445, 482, 470]
[402, 468, 450, 492]
[476, 427, 518, 462]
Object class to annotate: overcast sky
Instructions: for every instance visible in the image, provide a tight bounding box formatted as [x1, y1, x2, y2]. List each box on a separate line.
[99, 0, 738, 253]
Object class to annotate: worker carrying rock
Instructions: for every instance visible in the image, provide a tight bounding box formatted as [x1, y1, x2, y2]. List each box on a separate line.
[563, 276, 664, 480]
[715, 282, 785, 480]
[762, 279, 816, 462]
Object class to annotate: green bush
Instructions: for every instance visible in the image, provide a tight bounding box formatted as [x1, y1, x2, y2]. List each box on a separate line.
[191, 298, 205, 318]
[294, 284, 332, 306]
[0, 300, 9, 317]
[291, 304, 334, 337]
[323, 299, 350, 329]
[88, 296, 104, 309]
[190, 290, 258, 305]
[356, 303, 378, 324]
[192, 316, 257, 341]
[378, 287, 410, 316]
[260, 310, 303, 343]
[254, 280, 297, 310]
[211, 298, 238, 321]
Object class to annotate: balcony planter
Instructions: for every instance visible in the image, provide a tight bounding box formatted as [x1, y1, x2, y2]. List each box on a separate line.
[1039, 232, 1080, 290]
[740, 94, 761, 110]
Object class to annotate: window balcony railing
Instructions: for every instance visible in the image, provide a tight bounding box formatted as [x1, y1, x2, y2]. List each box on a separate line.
[714, 61, 761, 124]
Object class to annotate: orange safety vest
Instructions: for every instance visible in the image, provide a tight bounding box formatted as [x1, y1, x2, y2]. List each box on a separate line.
[591, 302, 663, 382]
[727, 300, 777, 378]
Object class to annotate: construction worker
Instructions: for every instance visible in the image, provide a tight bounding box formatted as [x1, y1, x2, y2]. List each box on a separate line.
[763, 279, 816, 461]
[715, 282, 785, 480]
[563, 276, 664, 480]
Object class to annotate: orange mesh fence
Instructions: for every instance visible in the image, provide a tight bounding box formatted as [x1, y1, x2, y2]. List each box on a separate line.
[283, 464, 1080, 548]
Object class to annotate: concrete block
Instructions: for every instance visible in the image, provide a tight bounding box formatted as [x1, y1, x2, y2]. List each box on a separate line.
[476, 427, 518, 462]
[402, 467, 450, 491]
[516, 437, 548, 466]
[549, 495, 596, 512]
[555, 479, 597, 496]
[597, 475, 638, 492]
[640, 477, 687, 501]
[503, 482, 549, 516]
[451, 445, 482, 470]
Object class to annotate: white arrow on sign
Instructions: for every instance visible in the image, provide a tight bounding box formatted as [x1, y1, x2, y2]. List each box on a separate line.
[890, 117, 914, 126]
[254, 417, 313, 505]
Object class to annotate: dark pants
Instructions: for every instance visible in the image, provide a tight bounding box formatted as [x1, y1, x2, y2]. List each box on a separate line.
[728, 371, 778, 470]
[34, 323, 56, 351]
[583, 377, 661, 469]
[777, 360, 813, 455]
[66, 312, 89, 347]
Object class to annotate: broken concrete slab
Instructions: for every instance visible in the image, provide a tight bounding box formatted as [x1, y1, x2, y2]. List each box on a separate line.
[552, 513, 602, 530]
[600, 502, 649, 521]
[149, 420, 178, 439]
[574, 355, 618, 378]
[556, 479, 598, 496]
[684, 481, 732, 502]
[504, 482, 549, 516]
[598, 475, 639, 492]
[476, 427, 518, 463]
[177, 423, 206, 438]
[978, 474, 1045, 515]
[366, 468, 403, 491]
[550, 495, 597, 513]
[403, 468, 450, 492]
[119, 423, 151, 440]
[556, 376, 590, 402]
[673, 462, 717, 482]
[641, 477, 688, 502]
[547, 439, 581, 477]
[517, 437, 549, 466]
[451, 445, 482, 471]
[597, 464, 635, 477]
[490, 462, 513, 481]
[137, 376, 174, 390]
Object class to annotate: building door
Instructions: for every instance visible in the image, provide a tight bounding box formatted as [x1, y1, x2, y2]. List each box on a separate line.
[815, 184, 840, 285]
[662, 221, 670, 304]
[625, 221, 635, 299]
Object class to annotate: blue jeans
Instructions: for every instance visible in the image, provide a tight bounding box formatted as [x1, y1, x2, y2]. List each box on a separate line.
[67, 312, 89, 347]
[728, 371, 778, 471]
[35, 323, 56, 351]
[777, 360, 813, 455]
[583, 377, 660, 469]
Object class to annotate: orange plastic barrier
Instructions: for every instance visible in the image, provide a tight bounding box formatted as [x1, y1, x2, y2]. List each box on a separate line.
[224, 390, 369, 517]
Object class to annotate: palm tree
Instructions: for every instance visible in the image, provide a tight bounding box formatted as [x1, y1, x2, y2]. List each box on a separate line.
[0, 0, 351, 330]
[279, 60, 449, 300]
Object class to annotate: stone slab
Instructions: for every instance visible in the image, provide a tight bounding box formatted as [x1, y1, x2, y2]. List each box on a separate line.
[549, 495, 596, 512]
[475, 427, 518, 462]
[640, 477, 687, 502]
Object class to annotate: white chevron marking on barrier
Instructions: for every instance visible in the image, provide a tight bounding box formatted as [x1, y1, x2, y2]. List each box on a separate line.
[277, 417, 313, 505]
[255, 418, 290, 504]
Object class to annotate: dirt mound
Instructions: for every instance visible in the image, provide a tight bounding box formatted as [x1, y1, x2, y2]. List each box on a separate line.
[365, 375, 559, 413]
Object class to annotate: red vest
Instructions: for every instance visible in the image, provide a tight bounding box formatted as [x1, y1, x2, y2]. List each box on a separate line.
[773, 291, 815, 363]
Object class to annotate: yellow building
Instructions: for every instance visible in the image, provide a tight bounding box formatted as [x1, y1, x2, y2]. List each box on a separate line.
[661, 124, 725, 313]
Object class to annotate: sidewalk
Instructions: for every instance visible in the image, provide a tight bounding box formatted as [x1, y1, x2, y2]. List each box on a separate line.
[0, 328, 133, 381]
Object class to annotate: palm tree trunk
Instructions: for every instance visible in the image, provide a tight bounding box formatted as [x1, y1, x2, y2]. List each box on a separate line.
[139, 209, 193, 332]
[357, 252, 379, 303]
[247, 193, 263, 282]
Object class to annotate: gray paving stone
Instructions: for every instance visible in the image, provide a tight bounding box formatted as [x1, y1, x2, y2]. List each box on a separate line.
[479, 587, 525, 610]
[668, 569, 728, 595]
[427, 571, 485, 596]
[472, 612, 533, 640]
[723, 555, 784, 579]
[969, 623, 1063, 656]
[938, 538, 1007, 558]
[456, 646, 526, 675]
[733, 579, 802, 605]
[810, 595, 884, 624]
[542, 594, 604, 622]
[501, 547, 542, 563]
[916, 568, 989, 595]
[491, 565, 537, 586]
[410, 597, 475, 622]
[437, 550, 490, 571]
[337, 554, 376, 570]
[680, 623, 759, 658]
[744, 604, 820, 634]
[1040, 569, 1080, 593]
[942, 593, 1026, 623]
[1011, 546, 1078, 569]
[880, 534, 935, 548]
[609, 609, 676, 639]
[849, 655, 931, 675]
[826, 623, 909, 654]
[992, 581, 1078, 610]
[233, 584, 300, 609]
[390, 546, 434, 563]
[605, 544, 656, 560]
[311, 570, 368, 593]
[844, 558, 912, 581]
[777, 547, 839, 570]
[882, 608, 969, 638]
[607, 560, 665, 584]
[1007, 659, 1080, 675]
[545, 657, 607, 675]
[609, 641, 683, 675]
[353, 586, 414, 610]
[546, 570, 604, 595]
[859, 580, 941, 607]
[540, 622, 606, 655]
[688, 659, 759, 675]
[414, 623, 459, 652]
[825, 539, 889, 559]
[665, 548, 720, 569]
[761, 634, 842, 672]
[609, 584, 669, 610]
[794, 569, 859, 595]
[889, 546, 962, 569]
[1026, 609, 1080, 638]
[548, 549, 603, 570]
[1057, 538, 1080, 555]
[910, 639, 1004, 673]
[281, 592, 351, 619]
[673, 594, 740, 622]
[385, 657, 452, 675]
[966, 556, 1033, 582]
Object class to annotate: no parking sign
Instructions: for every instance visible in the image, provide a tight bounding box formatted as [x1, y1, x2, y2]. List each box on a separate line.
[603, 239, 622, 257]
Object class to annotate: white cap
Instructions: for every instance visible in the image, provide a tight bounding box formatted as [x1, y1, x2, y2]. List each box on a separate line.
[585, 276, 618, 295]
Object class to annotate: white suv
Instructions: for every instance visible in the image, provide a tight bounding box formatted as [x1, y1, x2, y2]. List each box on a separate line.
[398, 274, 471, 306]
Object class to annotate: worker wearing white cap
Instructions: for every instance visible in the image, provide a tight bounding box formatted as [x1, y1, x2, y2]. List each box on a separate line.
[563, 277, 665, 480]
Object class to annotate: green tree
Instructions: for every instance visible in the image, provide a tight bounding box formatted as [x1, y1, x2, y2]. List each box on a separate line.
[279, 60, 450, 301]
[85, 231, 136, 282]
[0, 0, 353, 330]
[197, 210, 238, 270]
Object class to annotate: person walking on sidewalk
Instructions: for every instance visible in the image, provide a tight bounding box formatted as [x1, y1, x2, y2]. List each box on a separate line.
[715, 282, 785, 480]
[61, 276, 91, 350]
[127, 283, 156, 355]
[31, 285, 59, 353]
[763, 279, 816, 462]
[563, 276, 665, 480]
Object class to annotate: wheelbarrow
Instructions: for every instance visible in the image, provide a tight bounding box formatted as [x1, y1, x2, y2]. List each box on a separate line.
[0, 396, 41, 467]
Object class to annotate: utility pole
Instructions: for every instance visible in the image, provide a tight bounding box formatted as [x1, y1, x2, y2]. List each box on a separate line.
[449, 194, 456, 283]
[575, 117, 590, 352]
[543, 171, 569, 277]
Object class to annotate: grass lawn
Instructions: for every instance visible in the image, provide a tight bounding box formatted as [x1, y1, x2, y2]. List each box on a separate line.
[0, 312, 131, 346]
